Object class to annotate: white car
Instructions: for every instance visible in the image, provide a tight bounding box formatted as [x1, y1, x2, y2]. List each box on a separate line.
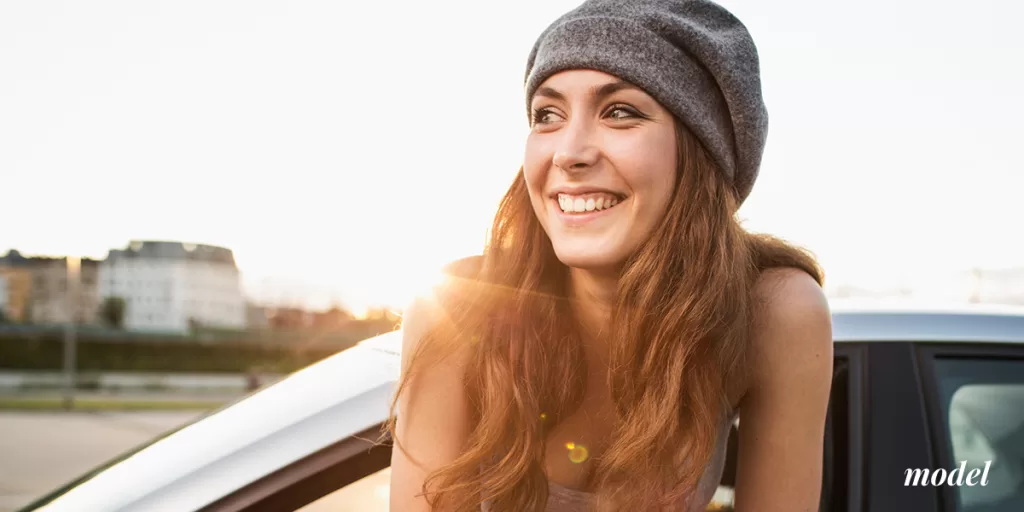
[22, 303, 1024, 512]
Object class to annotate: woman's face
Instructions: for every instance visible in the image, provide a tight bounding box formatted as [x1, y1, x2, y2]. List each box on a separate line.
[524, 69, 678, 272]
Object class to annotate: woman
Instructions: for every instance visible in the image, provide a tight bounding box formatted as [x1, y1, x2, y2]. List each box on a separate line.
[388, 0, 833, 510]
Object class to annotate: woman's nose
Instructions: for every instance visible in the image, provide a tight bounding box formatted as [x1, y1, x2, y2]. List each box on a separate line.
[552, 120, 600, 172]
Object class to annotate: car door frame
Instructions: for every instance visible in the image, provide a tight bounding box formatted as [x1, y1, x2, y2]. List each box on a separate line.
[860, 340, 948, 512]
[198, 423, 392, 512]
[830, 342, 867, 512]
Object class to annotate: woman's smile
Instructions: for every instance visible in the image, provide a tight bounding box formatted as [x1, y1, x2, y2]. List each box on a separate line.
[556, 192, 621, 213]
[551, 193, 628, 227]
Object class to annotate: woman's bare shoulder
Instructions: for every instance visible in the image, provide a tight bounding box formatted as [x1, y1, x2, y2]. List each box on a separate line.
[390, 257, 483, 509]
[745, 266, 833, 394]
[732, 268, 833, 508]
[401, 255, 484, 366]
[441, 254, 484, 278]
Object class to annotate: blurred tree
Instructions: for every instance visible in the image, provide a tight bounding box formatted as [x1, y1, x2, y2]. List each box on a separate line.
[364, 307, 400, 323]
[0, 308, 8, 324]
[188, 316, 201, 334]
[314, 303, 354, 329]
[269, 307, 311, 330]
[100, 296, 127, 328]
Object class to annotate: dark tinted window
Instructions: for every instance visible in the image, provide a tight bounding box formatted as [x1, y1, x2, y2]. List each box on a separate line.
[934, 358, 1024, 512]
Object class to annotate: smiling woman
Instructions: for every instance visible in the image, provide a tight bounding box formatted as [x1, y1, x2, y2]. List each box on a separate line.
[524, 74, 678, 270]
[386, 1, 833, 511]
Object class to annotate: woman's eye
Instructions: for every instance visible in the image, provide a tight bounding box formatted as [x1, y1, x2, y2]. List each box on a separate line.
[532, 108, 559, 125]
[607, 106, 639, 119]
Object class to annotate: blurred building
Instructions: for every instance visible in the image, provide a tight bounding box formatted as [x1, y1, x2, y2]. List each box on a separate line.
[0, 274, 7, 319]
[267, 306, 314, 330]
[313, 305, 354, 329]
[0, 250, 33, 322]
[26, 257, 101, 325]
[246, 303, 270, 330]
[263, 305, 355, 331]
[0, 250, 100, 324]
[97, 240, 246, 333]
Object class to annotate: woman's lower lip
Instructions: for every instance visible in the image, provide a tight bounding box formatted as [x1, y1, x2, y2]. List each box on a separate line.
[551, 199, 619, 225]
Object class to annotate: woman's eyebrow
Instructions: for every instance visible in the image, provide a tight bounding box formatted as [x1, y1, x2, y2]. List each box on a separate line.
[533, 80, 640, 104]
[534, 86, 566, 102]
[590, 81, 639, 102]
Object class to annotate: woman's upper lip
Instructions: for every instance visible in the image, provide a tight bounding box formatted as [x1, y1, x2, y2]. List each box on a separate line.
[548, 186, 626, 199]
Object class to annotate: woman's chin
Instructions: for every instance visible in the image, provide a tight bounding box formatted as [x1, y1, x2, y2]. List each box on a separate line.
[552, 246, 627, 273]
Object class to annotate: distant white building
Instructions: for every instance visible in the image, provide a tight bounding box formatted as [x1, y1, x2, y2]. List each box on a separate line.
[97, 241, 246, 333]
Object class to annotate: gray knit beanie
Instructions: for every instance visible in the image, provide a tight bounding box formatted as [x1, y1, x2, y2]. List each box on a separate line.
[524, 0, 767, 205]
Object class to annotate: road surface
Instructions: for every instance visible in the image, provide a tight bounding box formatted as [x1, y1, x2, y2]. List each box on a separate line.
[0, 410, 205, 511]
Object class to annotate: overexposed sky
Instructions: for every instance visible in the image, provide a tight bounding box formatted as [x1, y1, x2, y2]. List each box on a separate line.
[1, 0, 1022, 311]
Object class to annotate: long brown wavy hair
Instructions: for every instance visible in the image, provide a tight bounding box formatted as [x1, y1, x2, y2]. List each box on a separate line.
[386, 121, 824, 511]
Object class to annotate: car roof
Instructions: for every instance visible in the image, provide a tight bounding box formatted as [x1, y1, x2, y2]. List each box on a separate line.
[828, 301, 1024, 344]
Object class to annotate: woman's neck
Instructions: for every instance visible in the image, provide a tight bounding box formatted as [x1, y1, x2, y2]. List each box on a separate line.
[567, 266, 618, 366]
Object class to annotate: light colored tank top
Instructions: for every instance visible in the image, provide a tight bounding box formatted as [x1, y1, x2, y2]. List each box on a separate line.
[481, 408, 738, 511]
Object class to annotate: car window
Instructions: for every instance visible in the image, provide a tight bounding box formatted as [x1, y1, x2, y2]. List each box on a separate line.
[933, 358, 1024, 512]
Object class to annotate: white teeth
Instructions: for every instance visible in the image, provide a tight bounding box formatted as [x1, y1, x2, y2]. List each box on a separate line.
[556, 193, 622, 213]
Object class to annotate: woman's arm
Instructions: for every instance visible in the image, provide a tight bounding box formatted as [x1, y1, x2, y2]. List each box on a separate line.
[733, 267, 834, 512]
[389, 294, 473, 511]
